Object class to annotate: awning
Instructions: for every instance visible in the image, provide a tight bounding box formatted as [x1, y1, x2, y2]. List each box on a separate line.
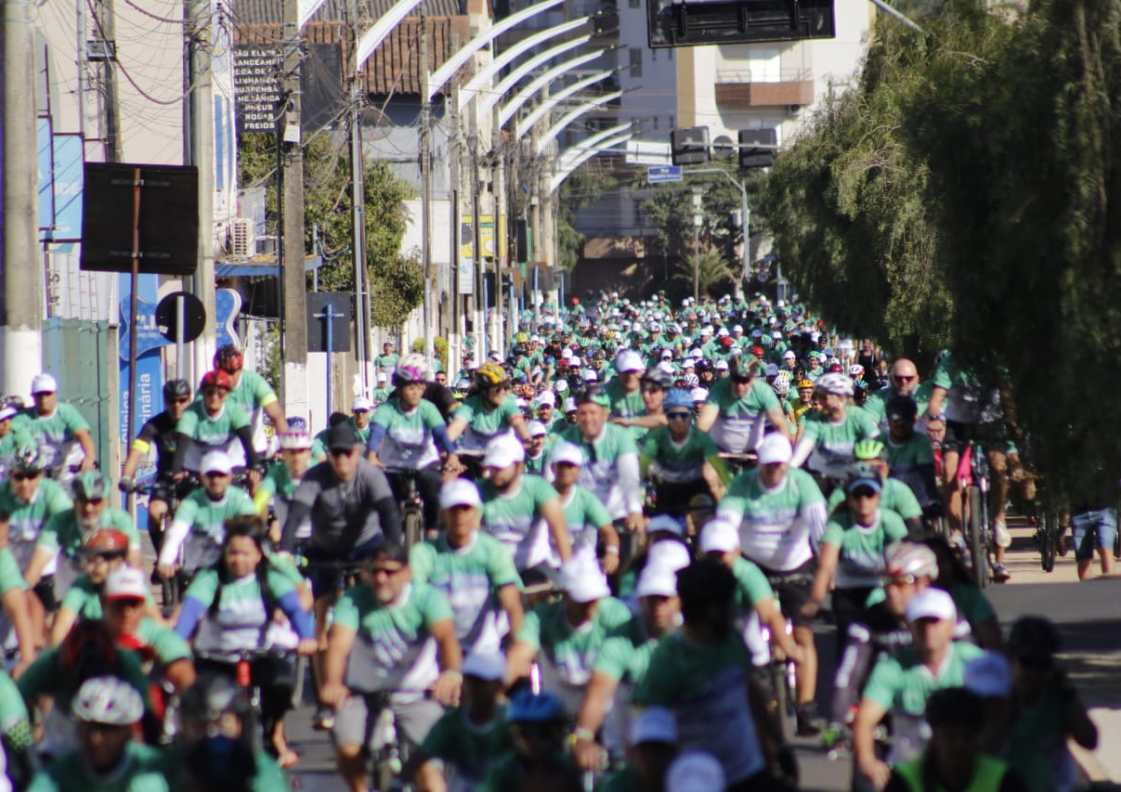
[216, 255, 324, 279]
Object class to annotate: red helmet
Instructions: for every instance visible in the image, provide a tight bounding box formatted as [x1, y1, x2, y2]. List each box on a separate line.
[200, 369, 233, 392]
[214, 344, 244, 374]
[84, 528, 129, 554]
[720, 336, 734, 349]
[751, 345, 765, 358]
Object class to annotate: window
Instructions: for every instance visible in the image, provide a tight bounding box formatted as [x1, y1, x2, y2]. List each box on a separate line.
[628, 0, 640, 8]
[746, 47, 781, 82]
[629, 47, 642, 78]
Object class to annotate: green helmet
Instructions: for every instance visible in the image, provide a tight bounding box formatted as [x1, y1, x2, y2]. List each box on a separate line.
[12, 443, 43, 473]
[72, 470, 109, 502]
[853, 439, 886, 461]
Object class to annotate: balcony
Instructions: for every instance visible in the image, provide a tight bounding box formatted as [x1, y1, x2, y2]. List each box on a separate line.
[714, 69, 814, 108]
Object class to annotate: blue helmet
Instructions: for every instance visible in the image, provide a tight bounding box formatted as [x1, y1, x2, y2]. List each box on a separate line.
[508, 689, 564, 723]
[663, 388, 694, 411]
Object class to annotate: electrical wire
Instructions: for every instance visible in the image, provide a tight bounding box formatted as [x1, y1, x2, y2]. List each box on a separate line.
[120, 0, 184, 25]
[83, 0, 184, 106]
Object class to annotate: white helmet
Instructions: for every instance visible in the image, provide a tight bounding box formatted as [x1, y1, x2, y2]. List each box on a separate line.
[815, 373, 854, 397]
[72, 676, 144, 725]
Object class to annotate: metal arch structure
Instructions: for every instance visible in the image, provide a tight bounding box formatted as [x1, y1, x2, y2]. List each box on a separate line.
[515, 70, 612, 140]
[556, 121, 631, 171]
[550, 131, 633, 193]
[298, 0, 329, 29]
[457, 17, 589, 113]
[534, 89, 622, 156]
[355, 0, 426, 71]
[498, 48, 604, 128]
[480, 35, 594, 116]
[427, 0, 565, 102]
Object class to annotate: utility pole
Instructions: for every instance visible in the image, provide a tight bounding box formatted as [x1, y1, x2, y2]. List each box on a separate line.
[1, 0, 42, 396]
[448, 62, 461, 380]
[98, 0, 122, 162]
[281, 0, 309, 422]
[691, 187, 703, 302]
[186, 0, 216, 379]
[419, 15, 435, 368]
[349, 0, 369, 394]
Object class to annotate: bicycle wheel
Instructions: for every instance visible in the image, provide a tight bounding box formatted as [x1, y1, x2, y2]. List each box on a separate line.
[1039, 512, 1057, 573]
[403, 507, 423, 550]
[967, 486, 990, 588]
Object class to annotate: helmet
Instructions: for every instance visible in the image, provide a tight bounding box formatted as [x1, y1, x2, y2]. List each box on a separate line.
[475, 362, 508, 388]
[682, 373, 700, 388]
[508, 689, 565, 723]
[12, 443, 42, 473]
[641, 367, 674, 390]
[884, 542, 939, 580]
[853, 439, 886, 461]
[72, 470, 109, 502]
[179, 673, 251, 726]
[199, 370, 233, 392]
[72, 676, 144, 725]
[847, 461, 882, 485]
[796, 378, 815, 391]
[663, 389, 694, 411]
[83, 528, 129, 554]
[279, 430, 311, 451]
[848, 364, 865, 379]
[772, 370, 792, 397]
[815, 373, 854, 397]
[214, 344, 244, 374]
[163, 379, 191, 402]
[393, 353, 429, 386]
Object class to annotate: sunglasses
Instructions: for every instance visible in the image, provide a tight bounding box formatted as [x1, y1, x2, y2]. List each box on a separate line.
[202, 388, 227, 397]
[849, 488, 878, 499]
[893, 375, 916, 384]
[886, 574, 918, 587]
[80, 498, 105, 507]
[173, 397, 191, 405]
[371, 565, 404, 577]
[203, 471, 230, 479]
[11, 471, 40, 481]
[329, 447, 354, 457]
[667, 412, 691, 421]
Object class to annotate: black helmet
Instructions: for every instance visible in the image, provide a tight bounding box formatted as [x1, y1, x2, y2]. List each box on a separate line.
[163, 379, 191, 402]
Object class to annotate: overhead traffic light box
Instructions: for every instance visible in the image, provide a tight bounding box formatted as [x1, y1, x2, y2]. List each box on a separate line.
[671, 127, 711, 166]
[648, 0, 835, 49]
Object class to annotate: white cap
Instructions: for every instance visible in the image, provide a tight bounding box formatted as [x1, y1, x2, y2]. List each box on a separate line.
[462, 651, 506, 681]
[629, 706, 677, 744]
[559, 557, 611, 603]
[667, 752, 725, 792]
[104, 565, 148, 601]
[732, 324, 743, 333]
[772, 330, 783, 339]
[555, 379, 569, 393]
[376, 371, 388, 382]
[964, 651, 1012, 698]
[716, 327, 730, 338]
[757, 433, 793, 465]
[682, 358, 695, 370]
[200, 450, 233, 475]
[440, 478, 481, 510]
[714, 359, 729, 371]
[549, 441, 584, 467]
[581, 369, 598, 382]
[905, 587, 957, 623]
[636, 564, 678, 598]
[783, 350, 796, 360]
[660, 350, 673, 360]
[561, 348, 574, 360]
[647, 514, 684, 537]
[535, 390, 556, 407]
[353, 396, 374, 412]
[646, 540, 691, 574]
[515, 398, 529, 409]
[764, 363, 779, 377]
[0, 406, 17, 422]
[690, 387, 708, 402]
[483, 434, 525, 468]
[527, 420, 548, 438]
[279, 431, 312, 451]
[615, 350, 645, 373]
[30, 373, 57, 394]
[700, 516, 740, 554]
[689, 349, 704, 359]
[700, 325, 713, 336]
[563, 396, 578, 412]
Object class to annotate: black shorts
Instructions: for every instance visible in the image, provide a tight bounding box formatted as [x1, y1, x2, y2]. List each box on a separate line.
[755, 558, 816, 627]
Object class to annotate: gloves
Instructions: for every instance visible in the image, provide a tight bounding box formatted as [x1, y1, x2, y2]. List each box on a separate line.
[118, 477, 135, 494]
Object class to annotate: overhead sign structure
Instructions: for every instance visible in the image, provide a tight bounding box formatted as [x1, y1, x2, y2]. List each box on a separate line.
[648, 0, 836, 48]
[647, 165, 683, 184]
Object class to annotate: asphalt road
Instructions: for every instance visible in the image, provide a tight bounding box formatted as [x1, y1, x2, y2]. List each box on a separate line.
[278, 523, 1121, 791]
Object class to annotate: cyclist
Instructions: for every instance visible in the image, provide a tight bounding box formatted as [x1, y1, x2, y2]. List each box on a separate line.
[613, 367, 674, 442]
[172, 370, 259, 475]
[410, 480, 524, 655]
[523, 421, 549, 475]
[852, 589, 983, 790]
[365, 354, 457, 534]
[641, 388, 729, 515]
[213, 344, 286, 448]
[446, 363, 531, 470]
[826, 445, 924, 537]
[548, 442, 620, 574]
[372, 371, 391, 405]
[716, 433, 827, 736]
[157, 450, 258, 582]
[320, 541, 463, 792]
[21, 373, 96, 478]
[882, 396, 939, 512]
[311, 413, 353, 464]
[0, 403, 31, 478]
[376, 340, 399, 374]
[556, 388, 644, 542]
[168, 674, 291, 791]
[25, 676, 160, 791]
[174, 518, 316, 767]
[119, 378, 194, 559]
[479, 690, 583, 791]
[478, 434, 571, 574]
[255, 420, 313, 539]
[351, 396, 374, 445]
[791, 373, 880, 494]
[696, 359, 791, 457]
[506, 556, 631, 716]
[862, 358, 947, 432]
[0, 516, 37, 677]
[24, 470, 140, 607]
[791, 378, 816, 425]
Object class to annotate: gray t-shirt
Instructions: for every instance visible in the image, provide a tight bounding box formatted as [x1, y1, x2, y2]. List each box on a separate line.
[281, 459, 401, 552]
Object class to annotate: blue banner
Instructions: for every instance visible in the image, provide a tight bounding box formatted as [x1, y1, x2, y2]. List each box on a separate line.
[216, 287, 242, 349]
[118, 274, 164, 443]
[119, 297, 170, 360]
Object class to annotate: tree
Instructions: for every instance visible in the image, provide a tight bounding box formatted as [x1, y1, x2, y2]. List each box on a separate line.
[677, 250, 735, 300]
[238, 132, 421, 332]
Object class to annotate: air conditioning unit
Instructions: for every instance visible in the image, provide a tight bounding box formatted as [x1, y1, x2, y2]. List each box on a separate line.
[229, 217, 255, 258]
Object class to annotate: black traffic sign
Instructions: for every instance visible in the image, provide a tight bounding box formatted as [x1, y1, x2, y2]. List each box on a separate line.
[155, 291, 206, 343]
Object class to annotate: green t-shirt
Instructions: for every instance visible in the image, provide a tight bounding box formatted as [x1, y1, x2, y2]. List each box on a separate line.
[161, 746, 291, 792]
[369, 397, 446, 470]
[376, 353, 400, 371]
[132, 617, 193, 667]
[641, 425, 724, 484]
[257, 459, 298, 504]
[27, 742, 170, 792]
[175, 402, 252, 448]
[479, 475, 560, 570]
[633, 631, 765, 783]
[420, 707, 512, 785]
[453, 393, 521, 452]
[410, 532, 521, 652]
[311, 421, 371, 463]
[0, 478, 72, 568]
[605, 378, 646, 440]
[170, 486, 257, 571]
[705, 377, 781, 454]
[332, 582, 453, 693]
[225, 370, 278, 418]
[827, 478, 923, 521]
[560, 485, 613, 559]
[798, 407, 880, 479]
[557, 423, 640, 520]
[39, 506, 141, 560]
[731, 557, 774, 613]
[18, 645, 151, 715]
[593, 615, 658, 686]
[821, 509, 909, 589]
[20, 403, 90, 471]
[885, 434, 936, 477]
[717, 467, 825, 570]
[60, 574, 156, 619]
[183, 567, 298, 659]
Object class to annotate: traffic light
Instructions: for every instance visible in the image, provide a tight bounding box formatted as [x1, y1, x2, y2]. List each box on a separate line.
[671, 127, 710, 166]
[738, 128, 777, 170]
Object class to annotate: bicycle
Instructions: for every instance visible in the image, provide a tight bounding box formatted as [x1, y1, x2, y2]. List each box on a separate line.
[194, 647, 294, 756]
[958, 439, 992, 588]
[133, 477, 196, 614]
[718, 450, 758, 479]
[386, 468, 427, 550]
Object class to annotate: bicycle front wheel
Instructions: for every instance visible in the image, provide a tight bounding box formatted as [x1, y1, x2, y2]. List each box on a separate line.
[403, 507, 423, 550]
[1039, 512, 1057, 573]
[967, 486, 990, 588]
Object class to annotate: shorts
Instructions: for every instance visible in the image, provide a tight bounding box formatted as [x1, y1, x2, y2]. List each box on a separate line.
[755, 558, 815, 627]
[32, 577, 58, 613]
[333, 691, 443, 751]
[1072, 510, 1116, 561]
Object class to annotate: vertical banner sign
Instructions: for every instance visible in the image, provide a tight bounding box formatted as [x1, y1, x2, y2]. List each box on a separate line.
[118, 273, 164, 503]
[233, 46, 283, 134]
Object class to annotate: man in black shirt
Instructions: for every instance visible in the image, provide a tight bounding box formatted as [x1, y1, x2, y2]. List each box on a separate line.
[119, 379, 193, 555]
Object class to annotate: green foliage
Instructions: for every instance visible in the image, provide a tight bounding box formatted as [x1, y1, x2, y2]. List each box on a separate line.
[676, 250, 735, 300]
[760, 0, 1121, 500]
[410, 336, 449, 372]
[238, 132, 421, 333]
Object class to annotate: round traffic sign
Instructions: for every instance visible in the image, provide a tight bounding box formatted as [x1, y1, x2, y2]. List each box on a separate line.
[155, 291, 206, 343]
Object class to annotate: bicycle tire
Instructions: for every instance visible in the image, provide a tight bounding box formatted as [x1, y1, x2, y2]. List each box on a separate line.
[769, 658, 795, 741]
[403, 507, 423, 551]
[967, 486, 990, 588]
[1039, 512, 1056, 573]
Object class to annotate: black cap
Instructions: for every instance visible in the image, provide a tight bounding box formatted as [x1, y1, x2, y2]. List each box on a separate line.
[327, 422, 359, 452]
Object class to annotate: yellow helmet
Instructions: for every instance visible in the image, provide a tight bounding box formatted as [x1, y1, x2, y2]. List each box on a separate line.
[476, 362, 509, 388]
[797, 378, 815, 390]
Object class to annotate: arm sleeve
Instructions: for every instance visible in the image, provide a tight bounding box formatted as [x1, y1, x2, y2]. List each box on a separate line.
[617, 452, 643, 514]
[277, 590, 315, 639]
[373, 496, 402, 546]
[174, 597, 208, 639]
[235, 425, 258, 469]
[790, 432, 816, 468]
[365, 423, 387, 454]
[431, 423, 456, 455]
[159, 498, 198, 567]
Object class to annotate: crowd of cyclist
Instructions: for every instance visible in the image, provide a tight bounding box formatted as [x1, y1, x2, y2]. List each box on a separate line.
[0, 291, 1105, 791]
